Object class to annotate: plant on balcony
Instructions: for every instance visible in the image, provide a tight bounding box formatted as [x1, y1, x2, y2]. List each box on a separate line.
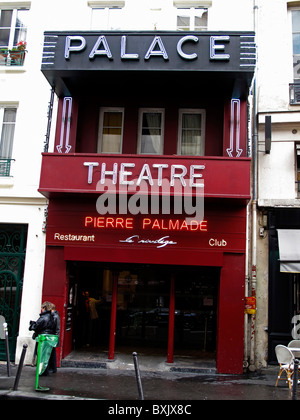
[9, 41, 27, 64]
[0, 47, 8, 58]
[10, 41, 27, 52]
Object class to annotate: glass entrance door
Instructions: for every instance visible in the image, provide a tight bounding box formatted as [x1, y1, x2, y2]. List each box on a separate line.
[116, 267, 169, 351]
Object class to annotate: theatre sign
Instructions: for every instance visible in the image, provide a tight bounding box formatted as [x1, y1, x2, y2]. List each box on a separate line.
[41, 31, 256, 73]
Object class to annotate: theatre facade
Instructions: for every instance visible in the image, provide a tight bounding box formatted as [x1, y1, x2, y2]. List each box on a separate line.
[38, 31, 256, 374]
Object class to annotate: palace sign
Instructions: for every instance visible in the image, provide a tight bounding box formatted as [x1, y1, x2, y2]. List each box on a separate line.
[41, 31, 256, 73]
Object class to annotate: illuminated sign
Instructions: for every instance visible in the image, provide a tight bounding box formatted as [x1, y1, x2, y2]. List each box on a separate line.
[84, 216, 208, 231]
[42, 31, 256, 74]
[46, 204, 247, 254]
[120, 235, 177, 249]
[83, 161, 205, 188]
[64, 34, 231, 62]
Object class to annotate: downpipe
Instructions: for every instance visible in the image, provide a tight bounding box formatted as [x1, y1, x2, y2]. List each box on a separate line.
[247, 0, 259, 372]
[249, 202, 257, 372]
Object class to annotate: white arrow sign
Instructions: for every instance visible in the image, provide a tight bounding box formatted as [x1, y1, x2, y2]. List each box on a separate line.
[226, 99, 242, 158]
[57, 97, 72, 153]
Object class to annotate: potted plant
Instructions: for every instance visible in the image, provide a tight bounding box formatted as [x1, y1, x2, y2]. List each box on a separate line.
[0, 47, 8, 58]
[9, 41, 27, 64]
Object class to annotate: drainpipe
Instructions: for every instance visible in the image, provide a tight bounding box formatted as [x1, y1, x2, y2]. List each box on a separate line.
[249, 0, 259, 372]
[244, 203, 250, 368]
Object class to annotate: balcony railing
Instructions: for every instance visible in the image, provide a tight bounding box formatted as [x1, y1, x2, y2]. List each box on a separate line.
[0, 159, 14, 177]
[290, 83, 300, 105]
[0, 50, 26, 67]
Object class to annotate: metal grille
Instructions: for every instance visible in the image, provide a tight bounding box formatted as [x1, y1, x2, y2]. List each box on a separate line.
[290, 83, 300, 104]
[0, 225, 27, 362]
[0, 51, 26, 67]
[0, 159, 14, 177]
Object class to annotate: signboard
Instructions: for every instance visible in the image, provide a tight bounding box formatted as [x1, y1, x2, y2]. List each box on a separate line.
[46, 201, 247, 254]
[41, 31, 256, 73]
[39, 154, 251, 201]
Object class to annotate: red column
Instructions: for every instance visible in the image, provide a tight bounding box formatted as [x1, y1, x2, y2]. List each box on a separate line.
[167, 275, 175, 364]
[108, 272, 118, 360]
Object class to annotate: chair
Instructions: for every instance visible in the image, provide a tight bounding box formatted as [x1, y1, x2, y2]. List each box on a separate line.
[275, 345, 295, 389]
[288, 340, 300, 359]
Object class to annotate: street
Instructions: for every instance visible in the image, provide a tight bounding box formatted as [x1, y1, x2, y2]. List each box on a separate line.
[0, 363, 294, 401]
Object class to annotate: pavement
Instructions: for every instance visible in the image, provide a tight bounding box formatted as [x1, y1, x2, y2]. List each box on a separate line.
[0, 350, 298, 403]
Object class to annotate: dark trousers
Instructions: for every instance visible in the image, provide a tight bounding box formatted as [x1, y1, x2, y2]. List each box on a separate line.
[48, 348, 57, 372]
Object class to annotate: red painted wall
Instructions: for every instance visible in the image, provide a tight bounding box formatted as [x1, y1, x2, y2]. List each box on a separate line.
[217, 253, 245, 374]
[42, 247, 69, 363]
[55, 95, 226, 156]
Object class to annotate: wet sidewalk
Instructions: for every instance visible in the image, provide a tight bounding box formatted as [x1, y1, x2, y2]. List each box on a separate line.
[0, 352, 297, 401]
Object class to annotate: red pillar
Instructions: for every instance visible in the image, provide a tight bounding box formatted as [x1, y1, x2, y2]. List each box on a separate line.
[167, 275, 175, 364]
[108, 272, 118, 360]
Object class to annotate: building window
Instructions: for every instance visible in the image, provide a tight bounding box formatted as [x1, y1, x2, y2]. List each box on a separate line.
[0, 8, 28, 49]
[292, 9, 300, 81]
[0, 107, 17, 176]
[178, 109, 205, 156]
[0, 8, 28, 66]
[176, 7, 208, 31]
[98, 108, 124, 153]
[138, 109, 164, 155]
[91, 5, 123, 30]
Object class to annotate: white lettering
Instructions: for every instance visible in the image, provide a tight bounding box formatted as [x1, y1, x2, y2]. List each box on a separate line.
[119, 163, 135, 185]
[84, 161, 206, 189]
[170, 165, 187, 187]
[65, 36, 86, 59]
[84, 162, 99, 184]
[209, 238, 227, 247]
[190, 165, 205, 187]
[210, 36, 230, 60]
[145, 36, 169, 60]
[108, 404, 143, 417]
[136, 164, 154, 186]
[89, 35, 113, 60]
[152, 405, 192, 416]
[177, 35, 198, 60]
[120, 35, 139, 60]
[54, 232, 95, 242]
[101, 162, 118, 184]
[64, 34, 233, 65]
[152, 164, 169, 187]
[120, 235, 177, 248]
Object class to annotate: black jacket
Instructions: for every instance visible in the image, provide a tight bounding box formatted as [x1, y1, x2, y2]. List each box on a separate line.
[29, 310, 56, 339]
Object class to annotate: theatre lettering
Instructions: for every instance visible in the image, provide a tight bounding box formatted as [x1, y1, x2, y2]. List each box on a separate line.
[84, 161, 205, 188]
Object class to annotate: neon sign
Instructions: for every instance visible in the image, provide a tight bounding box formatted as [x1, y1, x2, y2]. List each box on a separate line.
[120, 235, 177, 249]
[84, 162, 205, 188]
[64, 35, 231, 62]
[84, 216, 134, 229]
[84, 216, 208, 232]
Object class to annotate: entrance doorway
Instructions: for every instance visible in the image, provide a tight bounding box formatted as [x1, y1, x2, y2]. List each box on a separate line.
[0, 224, 27, 362]
[68, 262, 219, 360]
